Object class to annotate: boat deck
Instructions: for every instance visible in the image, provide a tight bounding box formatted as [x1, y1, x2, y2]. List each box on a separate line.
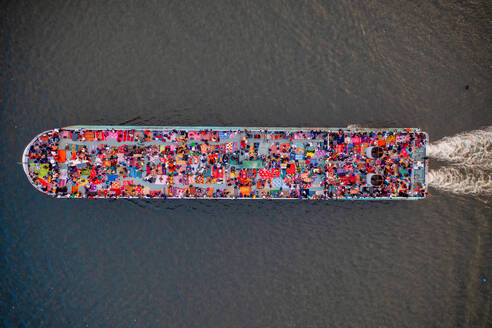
[22, 126, 428, 200]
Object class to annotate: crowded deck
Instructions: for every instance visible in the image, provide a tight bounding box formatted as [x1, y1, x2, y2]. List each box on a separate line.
[22, 126, 428, 200]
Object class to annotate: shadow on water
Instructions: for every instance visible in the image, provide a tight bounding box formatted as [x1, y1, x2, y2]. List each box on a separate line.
[123, 196, 406, 214]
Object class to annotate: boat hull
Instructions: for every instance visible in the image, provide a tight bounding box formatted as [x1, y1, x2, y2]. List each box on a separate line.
[22, 126, 428, 200]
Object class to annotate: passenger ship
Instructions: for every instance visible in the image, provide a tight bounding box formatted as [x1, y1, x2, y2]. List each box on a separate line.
[22, 126, 428, 200]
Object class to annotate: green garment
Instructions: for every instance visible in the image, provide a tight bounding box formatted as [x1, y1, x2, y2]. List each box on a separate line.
[242, 160, 264, 169]
[39, 164, 50, 178]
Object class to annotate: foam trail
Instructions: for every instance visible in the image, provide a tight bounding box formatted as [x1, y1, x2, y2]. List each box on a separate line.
[428, 166, 492, 195]
[347, 124, 364, 129]
[427, 126, 492, 169]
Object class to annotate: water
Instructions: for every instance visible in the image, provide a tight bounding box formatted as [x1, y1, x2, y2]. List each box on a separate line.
[427, 126, 492, 169]
[1, 1, 491, 327]
[427, 126, 492, 196]
[428, 166, 492, 195]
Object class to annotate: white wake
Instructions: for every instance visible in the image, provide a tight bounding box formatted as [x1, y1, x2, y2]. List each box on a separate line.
[427, 126, 492, 169]
[428, 166, 492, 195]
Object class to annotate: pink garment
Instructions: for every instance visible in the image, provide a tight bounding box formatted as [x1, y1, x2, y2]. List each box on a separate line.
[155, 175, 167, 185]
[107, 131, 118, 139]
[188, 131, 202, 140]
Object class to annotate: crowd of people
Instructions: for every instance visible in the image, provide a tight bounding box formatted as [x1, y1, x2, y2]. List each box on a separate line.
[25, 128, 427, 199]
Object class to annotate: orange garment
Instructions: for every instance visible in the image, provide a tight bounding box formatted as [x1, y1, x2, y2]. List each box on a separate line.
[208, 153, 218, 164]
[189, 155, 199, 165]
[360, 143, 370, 154]
[58, 150, 66, 163]
[84, 131, 95, 141]
[240, 186, 251, 196]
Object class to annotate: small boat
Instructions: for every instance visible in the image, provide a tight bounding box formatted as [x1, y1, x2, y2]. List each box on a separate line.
[22, 125, 428, 200]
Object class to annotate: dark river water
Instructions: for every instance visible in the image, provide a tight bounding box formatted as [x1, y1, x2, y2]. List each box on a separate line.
[1, 1, 491, 327]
